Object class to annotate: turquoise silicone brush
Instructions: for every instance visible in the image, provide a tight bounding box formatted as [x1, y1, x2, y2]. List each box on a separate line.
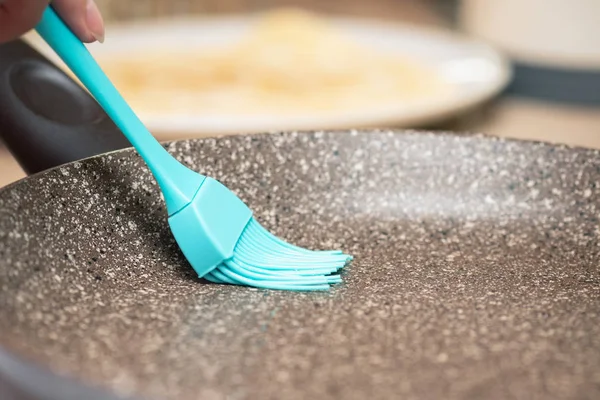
[34, 5, 351, 291]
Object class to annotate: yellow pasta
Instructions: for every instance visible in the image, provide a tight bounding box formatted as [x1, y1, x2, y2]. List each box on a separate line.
[97, 8, 449, 118]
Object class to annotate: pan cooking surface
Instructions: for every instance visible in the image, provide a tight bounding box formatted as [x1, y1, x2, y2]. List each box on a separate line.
[0, 131, 599, 400]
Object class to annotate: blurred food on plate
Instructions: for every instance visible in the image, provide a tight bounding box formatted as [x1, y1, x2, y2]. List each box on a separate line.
[95, 8, 450, 118]
[21, 4, 509, 138]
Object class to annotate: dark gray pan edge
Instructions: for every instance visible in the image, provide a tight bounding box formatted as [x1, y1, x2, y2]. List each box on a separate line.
[505, 62, 600, 106]
[0, 347, 132, 400]
[0, 128, 595, 196]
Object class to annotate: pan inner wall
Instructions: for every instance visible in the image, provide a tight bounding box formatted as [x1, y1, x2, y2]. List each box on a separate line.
[0, 131, 599, 400]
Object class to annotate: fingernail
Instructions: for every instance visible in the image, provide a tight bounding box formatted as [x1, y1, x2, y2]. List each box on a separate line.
[86, 0, 105, 43]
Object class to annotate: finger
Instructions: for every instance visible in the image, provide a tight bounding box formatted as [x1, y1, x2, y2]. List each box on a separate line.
[0, 0, 105, 44]
[52, 0, 105, 43]
[0, 0, 48, 43]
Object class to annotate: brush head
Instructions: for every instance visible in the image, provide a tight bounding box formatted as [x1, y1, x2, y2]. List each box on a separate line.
[168, 176, 352, 291]
[205, 218, 352, 291]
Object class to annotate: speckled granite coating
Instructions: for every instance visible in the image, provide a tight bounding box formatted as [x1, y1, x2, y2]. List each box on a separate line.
[0, 130, 599, 400]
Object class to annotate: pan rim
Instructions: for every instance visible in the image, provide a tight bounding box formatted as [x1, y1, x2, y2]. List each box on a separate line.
[0, 128, 598, 195]
[0, 345, 134, 400]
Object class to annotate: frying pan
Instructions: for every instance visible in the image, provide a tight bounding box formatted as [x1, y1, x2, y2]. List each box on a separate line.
[0, 39, 599, 400]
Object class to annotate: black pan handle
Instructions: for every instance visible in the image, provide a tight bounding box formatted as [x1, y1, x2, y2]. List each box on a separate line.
[0, 39, 131, 176]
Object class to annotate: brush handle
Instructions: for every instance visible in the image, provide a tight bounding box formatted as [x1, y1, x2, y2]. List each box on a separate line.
[34, 5, 204, 215]
[0, 39, 130, 175]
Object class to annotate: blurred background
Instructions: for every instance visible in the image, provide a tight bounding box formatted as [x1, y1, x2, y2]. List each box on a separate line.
[1, 0, 599, 186]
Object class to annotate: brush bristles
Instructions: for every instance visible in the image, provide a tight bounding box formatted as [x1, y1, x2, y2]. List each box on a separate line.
[203, 218, 352, 291]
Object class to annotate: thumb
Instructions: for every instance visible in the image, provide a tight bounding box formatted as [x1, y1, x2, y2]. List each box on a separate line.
[0, 0, 105, 44]
[52, 0, 105, 43]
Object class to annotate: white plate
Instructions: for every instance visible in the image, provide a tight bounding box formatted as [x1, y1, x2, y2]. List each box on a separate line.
[26, 14, 512, 139]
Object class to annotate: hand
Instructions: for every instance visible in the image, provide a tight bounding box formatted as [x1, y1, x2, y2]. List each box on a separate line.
[0, 0, 104, 44]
